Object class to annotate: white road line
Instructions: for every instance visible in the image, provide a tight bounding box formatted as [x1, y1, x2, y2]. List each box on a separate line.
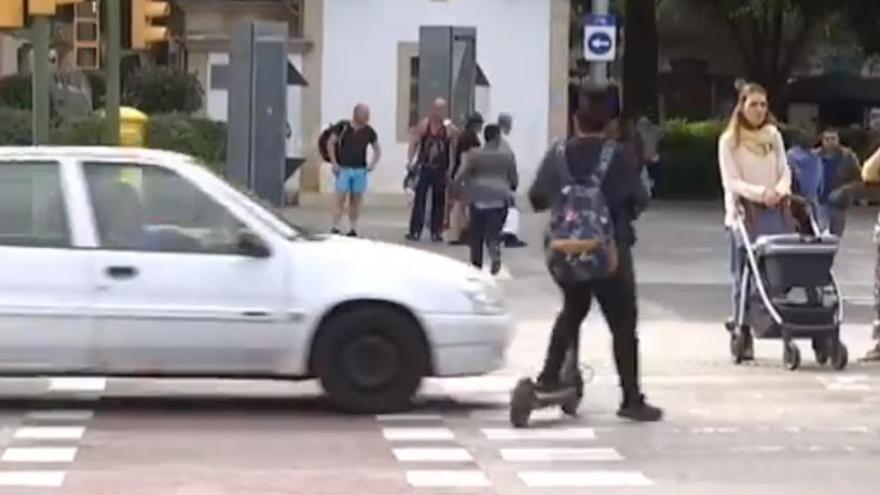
[2, 447, 77, 463]
[26, 410, 94, 422]
[375, 413, 443, 422]
[0, 471, 66, 487]
[730, 445, 785, 454]
[14, 426, 85, 440]
[406, 470, 491, 488]
[519, 470, 653, 488]
[392, 448, 473, 462]
[482, 427, 596, 441]
[382, 428, 455, 441]
[48, 377, 107, 392]
[500, 447, 622, 462]
[691, 426, 739, 434]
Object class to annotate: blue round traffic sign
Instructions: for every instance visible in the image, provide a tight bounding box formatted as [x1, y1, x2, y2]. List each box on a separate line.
[587, 32, 613, 55]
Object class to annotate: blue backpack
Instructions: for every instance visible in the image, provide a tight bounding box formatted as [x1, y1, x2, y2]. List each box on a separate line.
[545, 139, 619, 283]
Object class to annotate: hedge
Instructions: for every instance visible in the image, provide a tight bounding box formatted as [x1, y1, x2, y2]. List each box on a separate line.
[0, 107, 227, 170]
[653, 119, 880, 199]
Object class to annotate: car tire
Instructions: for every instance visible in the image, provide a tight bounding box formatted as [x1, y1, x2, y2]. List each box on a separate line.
[313, 305, 428, 414]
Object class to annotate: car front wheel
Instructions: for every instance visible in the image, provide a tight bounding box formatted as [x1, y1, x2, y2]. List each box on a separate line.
[313, 305, 429, 414]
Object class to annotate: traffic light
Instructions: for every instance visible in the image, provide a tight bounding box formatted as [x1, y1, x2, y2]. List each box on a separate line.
[73, 1, 100, 69]
[29, 0, 84, 16]
[0, 1, 24, 28]
[131, 0, 169, 49]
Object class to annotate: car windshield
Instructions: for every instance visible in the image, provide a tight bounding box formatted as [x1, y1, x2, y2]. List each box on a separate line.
[186, 159, 319, 241]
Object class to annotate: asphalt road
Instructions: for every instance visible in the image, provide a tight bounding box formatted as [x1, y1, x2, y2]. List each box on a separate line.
[1, 201, 878, 494]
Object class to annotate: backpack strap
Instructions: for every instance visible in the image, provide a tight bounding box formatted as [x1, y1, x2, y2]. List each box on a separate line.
[552, 139, 574, 186]
[595, 140, 617, 185]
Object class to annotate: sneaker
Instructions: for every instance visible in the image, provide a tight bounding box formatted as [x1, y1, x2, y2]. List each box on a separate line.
[330, 227, 341, 235]
[405, 232, 420, 242]
[346, 230, 358, 238]
[617, 394, 663, 422]
[860, 343, 880, 363]
[431, 233, 443, 243]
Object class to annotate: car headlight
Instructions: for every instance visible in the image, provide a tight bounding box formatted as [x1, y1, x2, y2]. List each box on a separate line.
[462, 276, 504, 314]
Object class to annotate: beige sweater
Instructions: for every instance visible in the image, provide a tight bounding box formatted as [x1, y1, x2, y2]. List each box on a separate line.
[718, 124, 792, 226]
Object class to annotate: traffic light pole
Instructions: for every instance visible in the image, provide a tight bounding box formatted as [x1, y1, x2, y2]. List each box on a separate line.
[31, 16, 51, 145]
[105, 0, 121, 145]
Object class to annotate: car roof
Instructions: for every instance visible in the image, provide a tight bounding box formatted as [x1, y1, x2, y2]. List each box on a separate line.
[0, 146, 195, 168]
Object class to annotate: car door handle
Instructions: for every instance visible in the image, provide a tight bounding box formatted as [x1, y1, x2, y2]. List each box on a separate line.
[105, 266, 138, 279]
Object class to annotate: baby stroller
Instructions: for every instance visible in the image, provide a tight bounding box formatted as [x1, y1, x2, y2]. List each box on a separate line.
[728, 196, 848, 371]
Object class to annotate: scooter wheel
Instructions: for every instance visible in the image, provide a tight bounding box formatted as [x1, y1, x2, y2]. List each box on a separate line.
[509, 378, 535, 428]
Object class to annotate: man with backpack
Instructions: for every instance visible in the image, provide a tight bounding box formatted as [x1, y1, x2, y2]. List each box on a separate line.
[527, 85, 662, 422]
[322, 104, 381, 237]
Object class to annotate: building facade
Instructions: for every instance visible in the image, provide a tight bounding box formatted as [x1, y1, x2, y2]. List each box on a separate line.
[180, 0, 569, 197]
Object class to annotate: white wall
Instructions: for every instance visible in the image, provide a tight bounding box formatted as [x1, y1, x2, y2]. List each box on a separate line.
[321, 0, 552, 194]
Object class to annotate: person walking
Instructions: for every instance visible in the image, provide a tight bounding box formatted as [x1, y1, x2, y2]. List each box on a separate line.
[407, 98, 458, 242]
[527, 85, 660, 422]
[496, 112, 528, 248]
[448, 113, 484, 245]
[718, 83, 791, 360]
[786, 129, 824, 219]
[454, 124, 518, 274]
[816, 128, 862, 237]
[326, 104, 381, 237]
[859, 144, 880, 362]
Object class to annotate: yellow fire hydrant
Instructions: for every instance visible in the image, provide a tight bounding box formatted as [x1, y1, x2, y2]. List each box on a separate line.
[118, 106, 149, 147]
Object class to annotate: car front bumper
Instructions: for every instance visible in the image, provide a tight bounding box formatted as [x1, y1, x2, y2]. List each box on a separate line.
[421, 312, 514, 377]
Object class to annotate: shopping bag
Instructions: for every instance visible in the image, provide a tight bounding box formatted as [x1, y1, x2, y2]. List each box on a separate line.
[502, 206, 520, 235]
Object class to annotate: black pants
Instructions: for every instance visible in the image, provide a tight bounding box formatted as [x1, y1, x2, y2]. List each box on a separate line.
[538, 246, 641, 402]
[468, 205, 507, 268]
[409, 166, 447, 237]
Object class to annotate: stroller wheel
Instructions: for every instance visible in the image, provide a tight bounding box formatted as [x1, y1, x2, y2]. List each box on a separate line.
[813, 338, 830, 366]
[831, 342, 849, 371]
[783, 342, 801, 371]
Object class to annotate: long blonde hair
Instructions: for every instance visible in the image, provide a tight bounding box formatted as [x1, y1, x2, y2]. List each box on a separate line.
[725, 82, 777, 148]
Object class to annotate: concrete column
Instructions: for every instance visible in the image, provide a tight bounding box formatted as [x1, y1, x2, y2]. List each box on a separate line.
[299, 0, 325, 194]
[547, 0, 570, 142]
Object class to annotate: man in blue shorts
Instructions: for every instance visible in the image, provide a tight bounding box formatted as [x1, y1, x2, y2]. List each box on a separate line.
[327, 104, 381, 237]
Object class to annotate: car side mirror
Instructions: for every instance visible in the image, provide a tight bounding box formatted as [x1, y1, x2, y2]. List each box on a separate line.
[237, 231, 271, 258]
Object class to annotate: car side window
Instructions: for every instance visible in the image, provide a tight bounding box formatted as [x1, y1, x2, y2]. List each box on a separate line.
[83, 162, 247, 254]
[0, 161, 69, 248]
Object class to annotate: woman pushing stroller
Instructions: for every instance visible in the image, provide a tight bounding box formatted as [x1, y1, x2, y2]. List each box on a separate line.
[718, 83, 792, 359]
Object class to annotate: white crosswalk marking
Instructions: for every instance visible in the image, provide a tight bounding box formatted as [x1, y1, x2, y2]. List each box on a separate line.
[406, 470, 491, 488]
[375, 413, 443, 422]
[0, 471, 66, 487]
[382, 427, 455, 441]
[25, 410, 95, 421]
[393, 448, 473, 462]
[518, 470, 653, 488]
[482, 427, 596, 441]
[500, 447, 622, 462]
[2, 447, 77, 463]
[48, 377, 107, 392]
[13, 426, 85, 440]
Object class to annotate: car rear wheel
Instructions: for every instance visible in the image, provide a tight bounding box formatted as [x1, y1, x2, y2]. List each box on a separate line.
[313, 305, 428, 414]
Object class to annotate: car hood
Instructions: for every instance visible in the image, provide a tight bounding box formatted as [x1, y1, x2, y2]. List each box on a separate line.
[315, 235, 484, 282]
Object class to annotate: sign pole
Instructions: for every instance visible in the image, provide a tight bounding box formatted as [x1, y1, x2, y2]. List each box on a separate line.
[31, 16, 51, 145]
[588, 0, 610, 86]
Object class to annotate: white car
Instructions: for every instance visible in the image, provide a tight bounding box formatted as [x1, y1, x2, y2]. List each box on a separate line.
[0, 147, 513, 413]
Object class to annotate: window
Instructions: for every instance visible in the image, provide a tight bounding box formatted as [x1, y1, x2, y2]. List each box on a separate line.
[0, 161, 69, 248]
[84, 163, 246, 254]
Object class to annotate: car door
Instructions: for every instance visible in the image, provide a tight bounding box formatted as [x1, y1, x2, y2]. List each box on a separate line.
[81, 159, 292, 375]
[0, 158, 95, 372]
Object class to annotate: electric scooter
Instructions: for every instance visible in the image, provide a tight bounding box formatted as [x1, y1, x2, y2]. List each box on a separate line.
[509, 343, 589, 428]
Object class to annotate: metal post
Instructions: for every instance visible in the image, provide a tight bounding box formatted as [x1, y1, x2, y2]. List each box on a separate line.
[31, 16, 51, 145]
[590, 0, 609, 85]
[105, 0, 121, 145]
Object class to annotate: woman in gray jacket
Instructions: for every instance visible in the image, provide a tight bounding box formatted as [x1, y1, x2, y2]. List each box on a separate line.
[454, 124, 519, 274]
